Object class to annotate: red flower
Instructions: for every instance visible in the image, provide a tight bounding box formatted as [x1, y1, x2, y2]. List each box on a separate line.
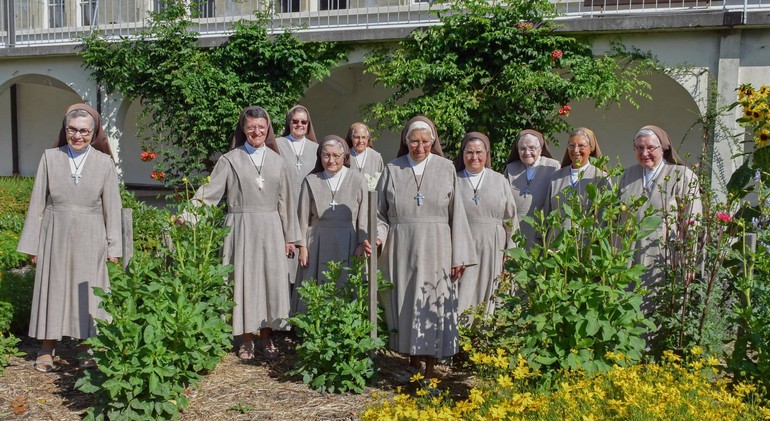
[515, 22, 534, 30]
[551, 50, 563, 60]
[558, 105, 571, 117]
[141, 151, 157, 162]
[150, 171, 165, 181]
[716, 211, 732, 223]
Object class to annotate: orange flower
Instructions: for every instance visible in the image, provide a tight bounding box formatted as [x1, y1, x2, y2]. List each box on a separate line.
[150, 170, 165, 181]
[558, 104, 571, 116]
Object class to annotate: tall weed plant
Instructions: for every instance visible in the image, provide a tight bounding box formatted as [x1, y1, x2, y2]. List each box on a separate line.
[290, 258, 387, 393]
[76, 186, 234, 420]
[466, 161, 660, 382]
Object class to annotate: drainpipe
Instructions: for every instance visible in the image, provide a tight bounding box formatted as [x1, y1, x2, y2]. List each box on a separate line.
[11, 84, 19, 175]
[4, 0, 15, 47]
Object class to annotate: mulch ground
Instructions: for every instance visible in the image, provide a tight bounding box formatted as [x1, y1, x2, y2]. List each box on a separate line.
[0, 333, 474, 420]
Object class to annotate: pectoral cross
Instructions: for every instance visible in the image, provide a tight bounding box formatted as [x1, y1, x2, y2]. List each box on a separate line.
[295, 161, 303, 171]
[256, 176, 265, 190]
[72, 173, 82, 185]
[329, 200, 338, 211]
[414, 192, 424, 207]
[523, 186, 529, 198]
[472, 193, 481, 205]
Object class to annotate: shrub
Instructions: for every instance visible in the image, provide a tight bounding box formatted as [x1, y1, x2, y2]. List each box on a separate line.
[289, 258, 387, 393]
[465, 161, 659, 382]
[0, 301, 22, 375]
[119, 187, 168, 256]
[76, 190, 234, 420]
[0, 269, 34, 335]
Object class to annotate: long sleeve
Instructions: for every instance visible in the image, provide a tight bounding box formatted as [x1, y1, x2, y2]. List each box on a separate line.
[279, 165, 301, 244]
[449, 170, 478, 268]
[375, 165, 391, 246]
[102, 162, 123, 258]
[193, 156, 230, 206]
[17, 154, 50, 255]
[355, 178, 369, 244]
[502, 179, 519, 250]
[296, 178, 312, 248]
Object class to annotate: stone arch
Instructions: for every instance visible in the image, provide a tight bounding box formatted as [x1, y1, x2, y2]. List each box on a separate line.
[0, 73, 84, 176]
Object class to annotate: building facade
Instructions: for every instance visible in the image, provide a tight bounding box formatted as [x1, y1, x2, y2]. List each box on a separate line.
[1, 0, 769, 192]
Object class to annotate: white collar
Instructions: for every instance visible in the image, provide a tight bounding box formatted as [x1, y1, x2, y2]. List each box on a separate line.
[243, 142, 266, 154]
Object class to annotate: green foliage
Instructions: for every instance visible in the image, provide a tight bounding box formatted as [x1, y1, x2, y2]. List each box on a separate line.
[119, 187, 167, 256]
[364, 0, 657, 169]
[79, 4, 348, 186]
[0, 177, 34, 271]
[289, 258, 387, 394]
[0, 301, 22, 375]
[76, 186, 234, 419]
[0, 269, 34, 335]
[466, 162, 659, 383]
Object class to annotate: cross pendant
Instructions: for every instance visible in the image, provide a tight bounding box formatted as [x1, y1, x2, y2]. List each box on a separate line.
[72, 173, 82, 185]
[523, 186, 529, 198]
[295, 161, 302, 171]
[329, 200, 338, 211]
[414, 192, 424, 207]
[256, 176, 265, 190]
[472, 193, 481, 205]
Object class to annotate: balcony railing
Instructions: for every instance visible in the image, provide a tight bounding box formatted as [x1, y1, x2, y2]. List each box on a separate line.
[2, 0, 769, 48]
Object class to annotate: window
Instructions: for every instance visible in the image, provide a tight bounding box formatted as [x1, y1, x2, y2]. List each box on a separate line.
[320, 0, 346, 10]
[193, 0, 214, 18]
[280, 0, 300, 13]
[48, 0, 65, 28]
[81, 0, 97, 25]
[153, 0, 168, 14]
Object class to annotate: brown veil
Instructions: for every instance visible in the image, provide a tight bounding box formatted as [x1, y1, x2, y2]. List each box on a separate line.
[281, 105, 318, 143]
[454, 132, 492, 171]
[505, 129, 555, 164]
[561, 127, 603, 168]
[55, 103, 113, 158]
[229, 106, 280, 154]
[396, 116, 444, 158]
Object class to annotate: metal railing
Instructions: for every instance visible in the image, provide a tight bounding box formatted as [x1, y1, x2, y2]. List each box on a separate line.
[2, 0, 769, 48]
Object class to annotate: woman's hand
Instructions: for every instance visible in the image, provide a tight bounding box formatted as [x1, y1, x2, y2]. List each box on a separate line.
[298, 246, 308, 268]
[107, 257, 119, 264]
[285, 243, 296, 259]
[29, 255, 37, 265]
[451, 265, 466, 282]
[357, 240, 374, 257]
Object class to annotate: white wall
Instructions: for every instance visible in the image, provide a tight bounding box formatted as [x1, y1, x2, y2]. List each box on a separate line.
[0, 89, 11, 175]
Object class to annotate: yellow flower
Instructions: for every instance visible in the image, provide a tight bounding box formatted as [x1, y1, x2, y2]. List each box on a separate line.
[428, 377, 441, 389]
[690, 346, 703, 357]
[756, 129, 770, 148]
[463, 343, 472, 352]
[409, 372, 424, 383]
[416, 388, 428, 397]
[733, 382, 757, 398]
[497, 374, 513, 389]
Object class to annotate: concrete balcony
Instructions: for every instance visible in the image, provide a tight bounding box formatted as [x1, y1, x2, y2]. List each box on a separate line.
[2, 0, 770, 52]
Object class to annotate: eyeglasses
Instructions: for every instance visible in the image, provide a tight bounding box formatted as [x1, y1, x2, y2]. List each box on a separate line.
[464, 151, 486, 157]
[291, 119, 309, 126]
[634, 145, 661, 154]
[244, 125, 268, 133]
[321, 153, 344, 160]
[66, 126, 93, 137]
[408, 139, 433, 146]
[567, 143, 590, 151]
[518, 146, 541, 154]
[351, 135, 370, 141]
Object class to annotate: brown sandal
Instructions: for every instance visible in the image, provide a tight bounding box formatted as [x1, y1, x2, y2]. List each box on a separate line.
[238, 342, 255, 361]
[34, 349, 55, 373]
[261, 340, 279, 360]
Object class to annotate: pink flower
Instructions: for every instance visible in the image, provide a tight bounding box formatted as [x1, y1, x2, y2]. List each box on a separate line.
[558, 105, 571, 116]
[551, 50, 563, 60]
[716, 211, 732, 223]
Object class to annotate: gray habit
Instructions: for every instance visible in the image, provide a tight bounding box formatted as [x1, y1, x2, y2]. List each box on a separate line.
[618, 163, 702, 309]
[351, 147, 385, 178]
[276, 136, 319, 286]
[544, 164, 611, 233]
[456, 170, 518, 318]
[505, 157, 560, 249]
[293, 170, 368, 313]
[193, 147, 300, 334]
[18, 147, 122, 340]
[376, 154, 477, 359]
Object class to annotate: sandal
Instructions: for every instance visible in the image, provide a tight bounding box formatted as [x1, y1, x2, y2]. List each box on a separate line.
[77, 345, 97, 369]
[238, 342, 255, 361]
[34, 349, 55, 373]
[261, 340, 279, 360]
